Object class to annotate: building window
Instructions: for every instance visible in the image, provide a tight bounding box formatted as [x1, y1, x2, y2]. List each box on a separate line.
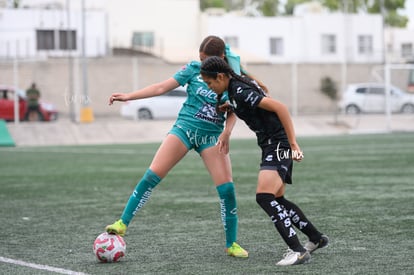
[401, 43, 413, 58]
[270, 37, 283, 55]
[37, 29, 77, 51]
[321, 34, 336, 54]
[36, 30, 55, 50]
[59, 30, 77, 50]
[358, 35, 373, 54]
[224, 36, 239, 48]
[132, 32, 154, 47]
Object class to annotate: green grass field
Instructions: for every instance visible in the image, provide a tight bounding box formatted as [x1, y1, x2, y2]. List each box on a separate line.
[1, 133, 413, 275]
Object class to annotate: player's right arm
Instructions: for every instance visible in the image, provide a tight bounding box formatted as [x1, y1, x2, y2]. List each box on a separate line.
[258, 97, 303, 162]
[109, 77, 179, 105]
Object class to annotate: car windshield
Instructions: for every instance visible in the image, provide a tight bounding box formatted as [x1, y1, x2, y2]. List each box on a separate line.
[0, 88, 25, 100]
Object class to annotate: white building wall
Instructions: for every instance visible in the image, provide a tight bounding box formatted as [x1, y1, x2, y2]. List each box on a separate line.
[1, 1, 413, 64]
[347, 14, 384, 63]
[0, 8, 107, 58]
[0, 9, 36, 58]
[104, 0, 201, 62]
[10, 0, 201, 62]
[386, 27, 414, 62]
[205, 13, 384, 64]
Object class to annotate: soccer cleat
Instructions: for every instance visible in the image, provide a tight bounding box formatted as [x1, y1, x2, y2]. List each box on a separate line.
[304, 235, 329, 253]
[276, 249, 311, 266]
[105, 219, 127, 237]
[225, 242, 249, 258]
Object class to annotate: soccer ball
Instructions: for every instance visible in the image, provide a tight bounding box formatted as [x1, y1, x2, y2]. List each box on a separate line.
[93, 232, 126, 263]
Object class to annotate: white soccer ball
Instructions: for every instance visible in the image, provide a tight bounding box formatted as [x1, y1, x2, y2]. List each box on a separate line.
[93, 232, 126, 263]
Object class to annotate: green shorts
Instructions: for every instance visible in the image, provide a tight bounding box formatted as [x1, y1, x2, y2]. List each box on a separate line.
[169, 123, 220, 154]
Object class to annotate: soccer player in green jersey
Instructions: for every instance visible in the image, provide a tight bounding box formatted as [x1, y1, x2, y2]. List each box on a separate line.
[106, 36, 254, 258]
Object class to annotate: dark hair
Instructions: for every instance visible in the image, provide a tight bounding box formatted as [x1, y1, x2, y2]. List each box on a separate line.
[201, 56, 261, 92]
[199, 36, 269, 94]
[199, 35, 225, 57]
[201, 56, 263, 112]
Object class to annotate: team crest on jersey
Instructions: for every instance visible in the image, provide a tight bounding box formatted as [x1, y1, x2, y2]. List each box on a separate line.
[194, 103, 221, 124]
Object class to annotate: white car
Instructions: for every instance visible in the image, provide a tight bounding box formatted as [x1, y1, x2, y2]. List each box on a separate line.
[120, 87, 187, 120]
[338, 83, 414, 114]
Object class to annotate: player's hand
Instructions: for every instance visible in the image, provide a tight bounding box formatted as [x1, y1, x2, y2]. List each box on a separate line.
[109, 93, 128, 105]
[217, 132, 230, 154]
[291, 143, 304, 162]
[218, 102, 232, 113]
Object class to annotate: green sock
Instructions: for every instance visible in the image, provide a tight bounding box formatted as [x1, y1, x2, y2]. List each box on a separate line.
[121, 169, 161, 226]
[216, 182, 238, 248]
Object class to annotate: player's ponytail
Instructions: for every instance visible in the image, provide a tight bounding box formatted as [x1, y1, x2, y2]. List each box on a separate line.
[215, 93, 223, 113]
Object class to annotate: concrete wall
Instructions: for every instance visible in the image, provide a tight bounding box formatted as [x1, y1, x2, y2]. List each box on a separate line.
[2, 56, 410, 119]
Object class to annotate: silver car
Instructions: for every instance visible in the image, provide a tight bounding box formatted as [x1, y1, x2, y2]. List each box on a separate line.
[120, 87, 187, 120]
[338, 83, 414, 114]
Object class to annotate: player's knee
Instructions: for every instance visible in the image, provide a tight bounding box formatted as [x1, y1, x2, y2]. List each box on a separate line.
[275, 196, 286, 204]
[256, 193, 273, 206]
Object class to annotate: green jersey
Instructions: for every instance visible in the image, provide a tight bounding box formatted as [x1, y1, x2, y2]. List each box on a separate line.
[173, 61, 228, 134]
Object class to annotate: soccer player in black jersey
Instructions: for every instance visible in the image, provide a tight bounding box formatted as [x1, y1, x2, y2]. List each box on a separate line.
[200, 56, 328, 266]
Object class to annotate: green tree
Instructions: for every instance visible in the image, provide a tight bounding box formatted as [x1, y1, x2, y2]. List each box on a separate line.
[284, 0, 310, 15]
[200, 0, 225, 11]
[320, 76, 338, 101]
[321, 0, 360, 12]
[201, 0, 409, 27]
[367, 0, 408, 27]
[201, 0, 280, 15]
[292, 0, 408, 27]
[320, 76, 339, 123]
[225, 0, 245, 10]
[260, 0, 280, 16]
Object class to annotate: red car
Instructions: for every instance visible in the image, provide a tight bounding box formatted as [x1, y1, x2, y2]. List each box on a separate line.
[0, 85, 58, 122]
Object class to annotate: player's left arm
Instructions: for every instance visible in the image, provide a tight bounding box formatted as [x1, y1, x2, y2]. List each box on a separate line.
[258, 97, 303, 162]
[109, 78, 179, 105]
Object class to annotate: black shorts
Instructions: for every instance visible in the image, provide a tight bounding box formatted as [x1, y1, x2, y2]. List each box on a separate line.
[259, 142, 293, 184]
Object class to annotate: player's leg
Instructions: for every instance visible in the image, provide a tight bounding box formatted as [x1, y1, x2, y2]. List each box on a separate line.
[106, 134, 189, 236]
[275, 193, 329, 253]
[255, 170, 310, 265]
[200, 145, 248, 258]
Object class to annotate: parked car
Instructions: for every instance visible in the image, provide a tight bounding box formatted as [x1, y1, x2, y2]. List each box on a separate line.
[0, 85, 58, 121]
[338, 83, 414, 114]
[120, 87, 187, 120]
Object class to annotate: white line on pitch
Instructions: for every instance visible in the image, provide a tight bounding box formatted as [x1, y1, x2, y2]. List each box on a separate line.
[0, 256, 89, 275]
